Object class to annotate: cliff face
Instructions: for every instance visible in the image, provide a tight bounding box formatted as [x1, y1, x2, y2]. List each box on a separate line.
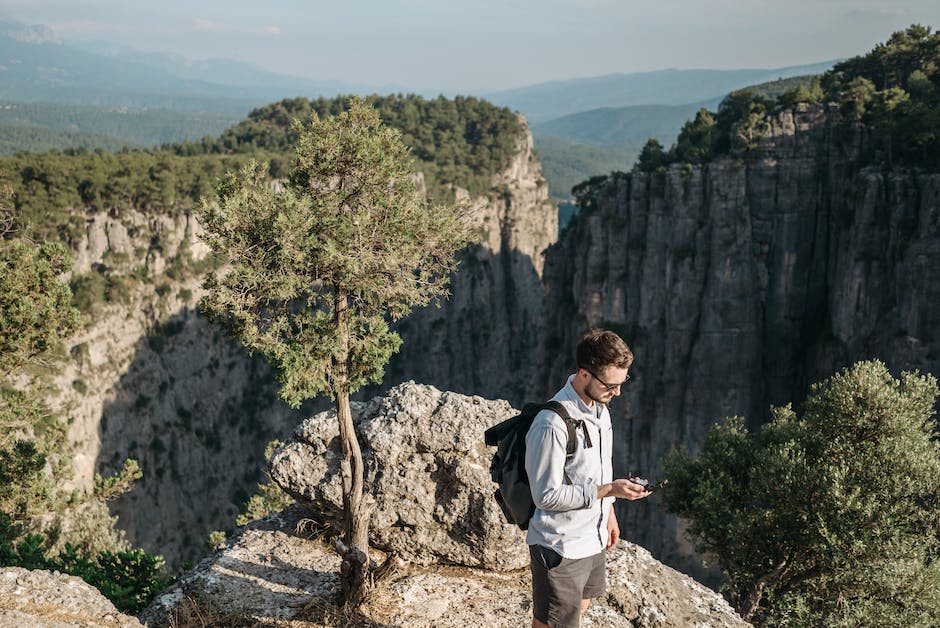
[373, 121, 557, 405]
[536, 103, 939, 579]
[51, 209, 306, 569]
[50, 119, 556, 570]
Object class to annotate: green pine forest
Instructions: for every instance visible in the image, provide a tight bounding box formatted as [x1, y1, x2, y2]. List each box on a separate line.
[1, 94, 524, 247]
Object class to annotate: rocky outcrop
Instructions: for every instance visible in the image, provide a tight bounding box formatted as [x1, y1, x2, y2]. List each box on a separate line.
[0, 567, 143, 628]
[537, 103, 940, 580]
[141, 505, 749, 628]
[270, 381, 526, 570]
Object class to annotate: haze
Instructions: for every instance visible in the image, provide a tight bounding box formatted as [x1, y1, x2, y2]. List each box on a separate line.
[3, 0, 940, 92]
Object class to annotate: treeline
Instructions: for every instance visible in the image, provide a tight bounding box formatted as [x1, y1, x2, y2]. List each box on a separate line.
[631, 24, 940, 173]
[0, 125, 137, 156]
[2, 149, 257, 245]
[1, 95, 524, 245]
[170, 94, 524, 200]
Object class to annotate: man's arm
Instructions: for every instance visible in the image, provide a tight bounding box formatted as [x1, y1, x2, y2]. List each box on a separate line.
[606, 504, 619, 549]
[525, 415, 596, 512]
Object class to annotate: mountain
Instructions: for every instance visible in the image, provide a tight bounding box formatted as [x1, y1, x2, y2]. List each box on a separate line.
[531, 75, 821, 199]
[533, 99, 721, 147]
[0, 94, 556, 571]
[486, 62, 836, 122]
[0, 19, 386, 112]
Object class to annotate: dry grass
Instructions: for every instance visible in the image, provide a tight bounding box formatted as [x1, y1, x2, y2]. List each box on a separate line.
[167, 591, 258, 628]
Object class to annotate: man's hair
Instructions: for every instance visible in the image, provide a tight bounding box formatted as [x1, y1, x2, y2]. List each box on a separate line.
[576, 329, 633, 372]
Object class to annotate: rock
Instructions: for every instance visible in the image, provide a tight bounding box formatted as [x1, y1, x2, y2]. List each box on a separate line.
[538, 103, 940, 581]
[270, 381, 529, 571]
[0, 567, 143, 628]
[141, 504, 749, 628]
[139, 505, 339, 627]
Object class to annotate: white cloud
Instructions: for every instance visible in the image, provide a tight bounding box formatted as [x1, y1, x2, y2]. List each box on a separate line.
[194, 18, 220, 31]
[263, 25, 281, 36]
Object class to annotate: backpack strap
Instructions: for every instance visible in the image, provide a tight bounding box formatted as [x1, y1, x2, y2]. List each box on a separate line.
[543, 400, 593, 454]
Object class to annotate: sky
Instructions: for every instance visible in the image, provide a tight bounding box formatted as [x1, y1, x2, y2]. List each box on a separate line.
[3, 0, 940, 92]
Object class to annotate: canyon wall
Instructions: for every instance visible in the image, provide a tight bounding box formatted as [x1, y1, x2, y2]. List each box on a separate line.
[535, 103, 939, 579]
[49, 119, 557, 570]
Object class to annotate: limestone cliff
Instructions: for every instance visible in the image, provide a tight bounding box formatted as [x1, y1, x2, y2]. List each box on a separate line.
[372, 122, 557, 405]
[536, 103, 939, 580]
[48, 119, 557, 570]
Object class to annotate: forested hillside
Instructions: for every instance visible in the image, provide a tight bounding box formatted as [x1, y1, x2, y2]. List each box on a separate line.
[0, 102, 240, 155]
[3, 94, 524, 246]
[631, 25, 940, 174]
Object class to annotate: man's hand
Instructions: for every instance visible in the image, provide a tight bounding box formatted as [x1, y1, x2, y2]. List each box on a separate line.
[606, 505, 620, 549]
[597, 478, 651, 500]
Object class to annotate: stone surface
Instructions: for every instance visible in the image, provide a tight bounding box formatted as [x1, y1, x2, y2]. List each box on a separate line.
[0, 567, 143, 628]
[140, 504, 749, 628]
[536, 103, 940, 581]
[139, 505, 339, 627]
[270, 381, 529, 571]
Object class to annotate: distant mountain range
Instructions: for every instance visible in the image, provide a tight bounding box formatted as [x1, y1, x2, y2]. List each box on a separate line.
[0, 17, 839, 198]
[484, 62, 835, 123]
[0, 19, 381, 112]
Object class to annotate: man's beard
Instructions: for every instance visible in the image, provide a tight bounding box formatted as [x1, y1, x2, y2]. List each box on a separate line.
[587, 387, 612, 405]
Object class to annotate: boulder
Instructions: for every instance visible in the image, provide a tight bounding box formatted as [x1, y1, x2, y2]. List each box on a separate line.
[0, 566, 143, 628]
[269, 381, 528, 570]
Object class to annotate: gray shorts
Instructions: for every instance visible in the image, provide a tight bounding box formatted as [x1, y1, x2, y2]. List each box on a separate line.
[529, 544, 606, 628]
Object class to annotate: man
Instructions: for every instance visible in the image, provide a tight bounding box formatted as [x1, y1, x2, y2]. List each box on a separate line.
[525, 329, 650, 628]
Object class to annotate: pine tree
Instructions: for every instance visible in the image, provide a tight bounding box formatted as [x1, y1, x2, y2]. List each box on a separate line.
[663, 360, 940, 626]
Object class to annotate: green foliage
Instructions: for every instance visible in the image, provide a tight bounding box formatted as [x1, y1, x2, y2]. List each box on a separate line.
[662, 360, 940, 625]
[0, 101, 239, 156]
[619, 25, 940, 174]
[1, 149, 257, 244]
[173, 94, 524, 202]
[0, 239, 81, 376]
[0, 531, 171, 615]
[636, 138, 670, 173]
[198, 98, 470, 406]
[94, 459, 143, 501]
[0, 183, 169, 613]
[206, 530, 227, 551]
[673, 109, 718, 164]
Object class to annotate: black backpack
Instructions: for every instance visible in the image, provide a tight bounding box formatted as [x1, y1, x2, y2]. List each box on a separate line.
[484, 401, 592, 530]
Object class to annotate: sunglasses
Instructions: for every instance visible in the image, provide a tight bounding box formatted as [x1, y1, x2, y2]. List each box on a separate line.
[584, 368, 630, 392]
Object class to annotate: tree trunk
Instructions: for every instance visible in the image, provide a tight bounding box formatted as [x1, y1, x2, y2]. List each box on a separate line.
[332, 287, 371, 607]
[740, 557, 789, 621]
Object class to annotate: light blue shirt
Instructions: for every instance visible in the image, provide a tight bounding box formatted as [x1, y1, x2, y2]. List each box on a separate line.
[524, 374, 615, 558]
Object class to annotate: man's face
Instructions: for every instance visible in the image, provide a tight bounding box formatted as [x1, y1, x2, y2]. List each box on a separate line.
[583, 365, 630, 404]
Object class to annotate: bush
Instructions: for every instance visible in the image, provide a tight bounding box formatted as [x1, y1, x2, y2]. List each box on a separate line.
[663, 360, 940, 626]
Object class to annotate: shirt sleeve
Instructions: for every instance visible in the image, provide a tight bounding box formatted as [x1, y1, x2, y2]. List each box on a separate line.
[525, 412, 598, 512]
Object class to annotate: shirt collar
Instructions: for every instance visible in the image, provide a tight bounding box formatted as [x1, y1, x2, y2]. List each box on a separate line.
[561, 373, 601, 418]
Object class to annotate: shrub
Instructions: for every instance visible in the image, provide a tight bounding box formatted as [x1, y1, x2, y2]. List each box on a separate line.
[663, 360, 940, 626]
